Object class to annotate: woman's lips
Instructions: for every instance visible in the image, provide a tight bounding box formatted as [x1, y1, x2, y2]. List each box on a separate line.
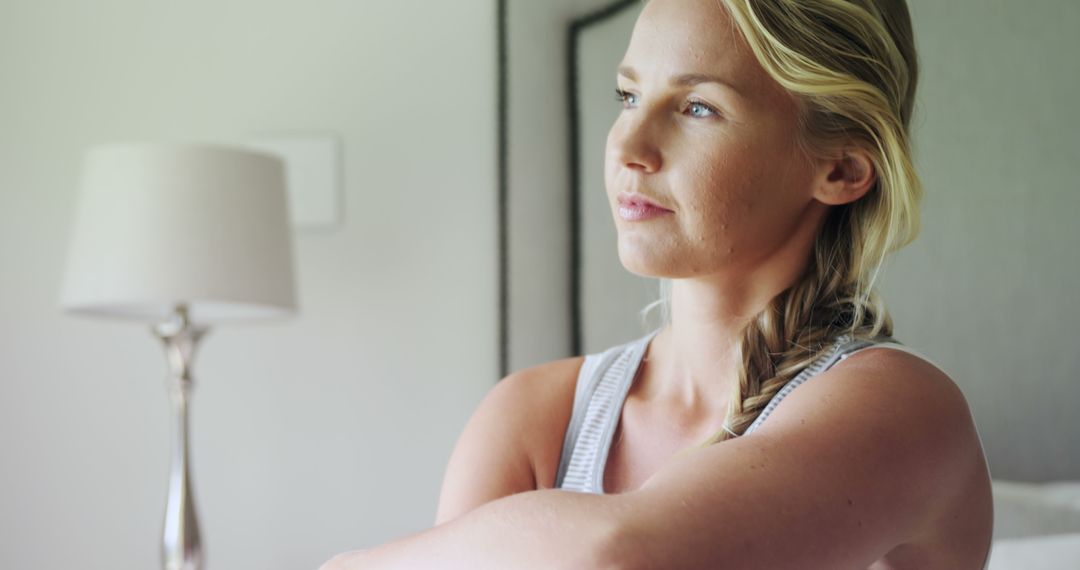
[617, 192, 673, 221]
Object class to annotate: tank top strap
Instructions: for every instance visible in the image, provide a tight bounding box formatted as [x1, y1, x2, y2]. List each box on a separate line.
[742, 334, 899, 435]
[555, 329, 659, 493]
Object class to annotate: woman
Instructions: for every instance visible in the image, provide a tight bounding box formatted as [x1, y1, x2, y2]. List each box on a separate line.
[324, 0, 993, 567]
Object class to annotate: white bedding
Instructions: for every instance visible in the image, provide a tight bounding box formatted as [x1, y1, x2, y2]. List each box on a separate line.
[987, 480, 1080, 569]
[987, 533, 1080, 570]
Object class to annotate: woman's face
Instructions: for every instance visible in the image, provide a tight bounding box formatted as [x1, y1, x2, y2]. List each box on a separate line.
[605, 0, 825, 280]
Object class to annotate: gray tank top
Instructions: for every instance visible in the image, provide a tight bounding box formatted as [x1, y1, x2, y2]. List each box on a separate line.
[554, 329, 904, 493]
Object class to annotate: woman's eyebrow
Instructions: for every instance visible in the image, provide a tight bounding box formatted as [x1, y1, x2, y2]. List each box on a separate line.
[617, 65, 743, 97]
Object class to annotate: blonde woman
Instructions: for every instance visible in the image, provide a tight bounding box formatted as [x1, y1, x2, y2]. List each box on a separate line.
[323, 0, 993, 567]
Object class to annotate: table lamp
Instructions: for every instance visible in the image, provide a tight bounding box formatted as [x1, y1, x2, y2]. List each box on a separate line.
[59, 143, 298, 570]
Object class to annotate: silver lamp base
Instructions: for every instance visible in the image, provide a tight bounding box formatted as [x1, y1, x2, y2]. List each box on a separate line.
[153, 305, 206, 570]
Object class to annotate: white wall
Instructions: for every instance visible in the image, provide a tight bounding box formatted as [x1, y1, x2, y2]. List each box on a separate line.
[0, 1, 497, 568]
[884, 0, 1080, 481]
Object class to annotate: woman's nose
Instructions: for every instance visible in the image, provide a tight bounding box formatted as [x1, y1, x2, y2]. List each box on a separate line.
[608, 113, 662, 173]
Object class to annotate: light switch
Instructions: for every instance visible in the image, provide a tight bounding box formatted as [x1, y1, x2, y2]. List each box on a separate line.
[242, 135, 341, 230]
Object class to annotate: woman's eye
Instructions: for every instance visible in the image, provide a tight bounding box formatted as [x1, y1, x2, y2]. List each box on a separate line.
[614, 88, 638, 108]
[686, 100, 718, 118]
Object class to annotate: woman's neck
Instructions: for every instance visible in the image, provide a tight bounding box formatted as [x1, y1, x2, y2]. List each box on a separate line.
[641, 218, 821, 417]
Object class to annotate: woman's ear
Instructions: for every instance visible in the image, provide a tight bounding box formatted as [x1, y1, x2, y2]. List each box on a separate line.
[811, 148, 877, 206]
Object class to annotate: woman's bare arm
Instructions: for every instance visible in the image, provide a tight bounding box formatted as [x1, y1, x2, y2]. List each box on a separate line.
[434, 357, 581, 524]
[322, 350, 980, 569]
[323, 489, 627, 570]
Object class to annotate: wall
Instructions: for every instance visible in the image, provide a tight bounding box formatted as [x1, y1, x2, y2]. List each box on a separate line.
[884, 0, 1080, 481]
[0, 1, 497, 568]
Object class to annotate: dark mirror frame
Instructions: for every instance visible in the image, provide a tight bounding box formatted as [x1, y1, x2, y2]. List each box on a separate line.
[497, 0, 641, 377]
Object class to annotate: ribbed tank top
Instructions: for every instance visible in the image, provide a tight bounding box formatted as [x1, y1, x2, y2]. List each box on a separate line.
[554, 329, 913, 494]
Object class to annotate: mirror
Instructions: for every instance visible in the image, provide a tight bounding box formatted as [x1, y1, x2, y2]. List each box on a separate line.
[572, 1, 654, 355]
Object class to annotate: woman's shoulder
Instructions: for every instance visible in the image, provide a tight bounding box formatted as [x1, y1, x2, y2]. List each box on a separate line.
[494, 356, 586, 426]
[435, 356, 586, 523]
[756, 340, 987, 488]
[490, 356, 588, 487]
[758, 341, 992, 547]
[786, 341, 974, 442]
[829, 345, 994, 557]
[831, 341, 963, 403]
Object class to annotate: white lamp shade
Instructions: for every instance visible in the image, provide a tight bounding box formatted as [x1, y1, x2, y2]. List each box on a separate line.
[60, 143, 298, 323]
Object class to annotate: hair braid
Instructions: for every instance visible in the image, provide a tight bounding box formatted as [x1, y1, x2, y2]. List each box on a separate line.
[707, 207, 893, 443]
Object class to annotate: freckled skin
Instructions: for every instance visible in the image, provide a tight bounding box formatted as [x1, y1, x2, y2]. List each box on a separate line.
[605, 0, 828, 281]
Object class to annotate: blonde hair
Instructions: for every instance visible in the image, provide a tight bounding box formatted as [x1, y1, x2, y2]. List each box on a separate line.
[644, 0, 922, 443]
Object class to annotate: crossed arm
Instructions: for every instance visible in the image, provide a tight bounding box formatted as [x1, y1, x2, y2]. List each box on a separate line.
[321, 350, 978, 569]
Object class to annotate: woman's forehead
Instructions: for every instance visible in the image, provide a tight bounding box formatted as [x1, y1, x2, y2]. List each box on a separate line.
[623, 0, 759, 89]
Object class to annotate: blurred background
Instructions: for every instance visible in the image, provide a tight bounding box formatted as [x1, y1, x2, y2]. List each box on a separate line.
[1, 0, 1077, 568]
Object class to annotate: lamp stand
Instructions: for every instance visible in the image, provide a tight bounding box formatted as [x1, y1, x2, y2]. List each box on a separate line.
[153, 304, 207, 570]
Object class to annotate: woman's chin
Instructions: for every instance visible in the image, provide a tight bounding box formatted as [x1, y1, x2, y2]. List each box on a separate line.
[617, 247, 683, 279]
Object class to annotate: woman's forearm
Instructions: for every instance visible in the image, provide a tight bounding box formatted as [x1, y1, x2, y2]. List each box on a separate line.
[321, 489, 635, 570]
